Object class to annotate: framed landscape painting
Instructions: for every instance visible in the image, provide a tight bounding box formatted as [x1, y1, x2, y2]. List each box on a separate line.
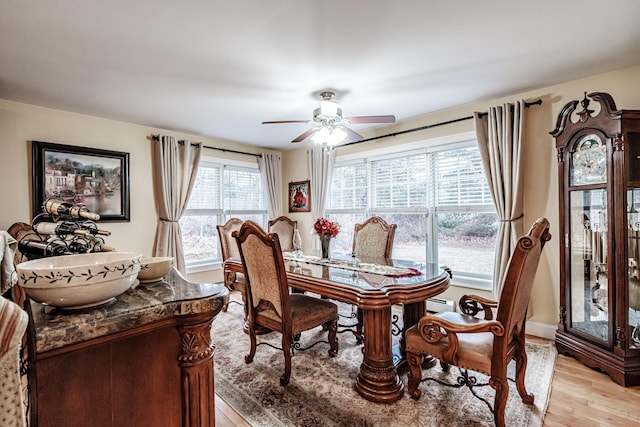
[32, 141, 130, 221]
[288, 180, 311, 213]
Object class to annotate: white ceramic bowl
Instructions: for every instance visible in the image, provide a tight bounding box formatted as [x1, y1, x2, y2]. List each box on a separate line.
[137, 256, 174, 283]
[16, 252, 142, 309]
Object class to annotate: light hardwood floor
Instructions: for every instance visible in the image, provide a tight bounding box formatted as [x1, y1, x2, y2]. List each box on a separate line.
[214, 336, 640, 427]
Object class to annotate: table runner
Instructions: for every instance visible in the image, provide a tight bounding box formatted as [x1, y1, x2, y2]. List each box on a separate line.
[283, 253, 421, 277]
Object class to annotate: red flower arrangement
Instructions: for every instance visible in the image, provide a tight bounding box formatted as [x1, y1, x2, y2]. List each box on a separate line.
[313, 217, 340, 238]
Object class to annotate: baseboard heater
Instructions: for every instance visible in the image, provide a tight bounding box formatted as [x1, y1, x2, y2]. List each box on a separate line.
[427, 297, 455, 313]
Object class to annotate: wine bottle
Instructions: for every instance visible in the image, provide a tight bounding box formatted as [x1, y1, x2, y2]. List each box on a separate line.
[91, 241, 116, 252]
[43, 199, 100, 221]
[18, 239, 70, 259]
[66, 240, 91, 253]
[33, 221, 93, 237]
[77, 222, 111, 236]
[67, 240, 116, 253]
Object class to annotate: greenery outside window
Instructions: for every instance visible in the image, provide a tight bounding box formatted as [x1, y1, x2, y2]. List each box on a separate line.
[326, 138, 497, 289]
[180, 157, 267, 271]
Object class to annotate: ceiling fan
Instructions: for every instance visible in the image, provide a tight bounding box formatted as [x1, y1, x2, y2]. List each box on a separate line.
[262, 91, 396, 145]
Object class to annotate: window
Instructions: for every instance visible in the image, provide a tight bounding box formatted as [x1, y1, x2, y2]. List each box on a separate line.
[326, 138, 497, 288]
[180, 157, 267, 269]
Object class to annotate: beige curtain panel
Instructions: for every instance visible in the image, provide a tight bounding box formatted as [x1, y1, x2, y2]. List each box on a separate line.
[308, 146, 336, 220]
[151, 136, 202, 274]
[474, 100, 526, 297]
[258, 153, 282, 219]
[308, 146, 336, 252]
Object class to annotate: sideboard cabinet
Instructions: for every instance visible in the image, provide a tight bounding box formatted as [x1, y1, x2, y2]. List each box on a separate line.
[551, 92, 640, 386]
[30, 269, 229, 426]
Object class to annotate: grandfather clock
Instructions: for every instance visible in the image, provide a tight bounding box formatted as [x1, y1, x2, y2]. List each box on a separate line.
[551, 92, 640, 386]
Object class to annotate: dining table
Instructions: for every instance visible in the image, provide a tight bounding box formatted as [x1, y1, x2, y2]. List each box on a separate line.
[224, 253, 451, 404]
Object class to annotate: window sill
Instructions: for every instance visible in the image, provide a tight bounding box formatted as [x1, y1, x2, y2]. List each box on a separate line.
[185, 260, 222, 275]
[449, 275, 493, 292]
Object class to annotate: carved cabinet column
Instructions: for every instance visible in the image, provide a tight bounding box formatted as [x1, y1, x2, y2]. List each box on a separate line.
[176, 315, 216, 427]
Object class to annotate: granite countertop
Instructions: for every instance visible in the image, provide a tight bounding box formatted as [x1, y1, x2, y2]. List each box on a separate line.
[31, 268, 229, 354]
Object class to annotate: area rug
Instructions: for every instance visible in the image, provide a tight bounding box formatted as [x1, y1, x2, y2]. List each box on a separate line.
[212, 299, 557, 427]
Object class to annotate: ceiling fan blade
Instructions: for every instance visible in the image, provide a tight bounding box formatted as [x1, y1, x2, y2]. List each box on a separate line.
[345, 115, 396, 124]
[338, 126, 363, 142]
[262, 120, 311, 124]
[292, 128, 318, 143]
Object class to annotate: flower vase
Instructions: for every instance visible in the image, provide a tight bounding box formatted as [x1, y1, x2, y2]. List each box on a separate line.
[320, 235, 331, 260]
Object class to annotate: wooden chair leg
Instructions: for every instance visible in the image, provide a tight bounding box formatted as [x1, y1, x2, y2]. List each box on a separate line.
[515, 350, 534, 404]
[406, 351, 424, 400]
[327, 319, 338, 357]
[245, 325, 256, 364]
[490, 376, 509, 427]
[281, 335, 292, 386]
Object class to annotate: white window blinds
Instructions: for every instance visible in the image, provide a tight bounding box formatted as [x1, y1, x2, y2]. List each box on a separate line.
[223, 167, 265, 211]
[327, 163, 368, 210]
[431, 146, 492, 207]
[188, 164, 222, 210]
[371, 154, 428, 209]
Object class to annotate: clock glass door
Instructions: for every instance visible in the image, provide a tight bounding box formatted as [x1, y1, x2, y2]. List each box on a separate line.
[568, 189, 610, 344]
[628, 188, 640, 349]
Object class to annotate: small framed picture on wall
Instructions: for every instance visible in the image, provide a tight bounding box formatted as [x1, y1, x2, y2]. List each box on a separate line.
[288, 180, 311, 213]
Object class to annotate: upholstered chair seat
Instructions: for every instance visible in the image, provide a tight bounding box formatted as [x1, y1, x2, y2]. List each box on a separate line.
[406, 311, 495, 375]
[258, 294, 338, 332]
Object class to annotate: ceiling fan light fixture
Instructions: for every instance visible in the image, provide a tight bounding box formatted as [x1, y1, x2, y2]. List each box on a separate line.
[311, 126, 346, 146]
[320, 99, 339, 117]
[262, 89, 393, 145]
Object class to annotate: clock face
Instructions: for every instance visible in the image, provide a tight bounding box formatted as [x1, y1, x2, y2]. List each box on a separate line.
[571, 134, 607, 186]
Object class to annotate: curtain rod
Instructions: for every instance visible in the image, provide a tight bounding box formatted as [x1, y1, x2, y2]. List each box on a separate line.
[147, 135, 262, 157]
[338, 98, 542, 149]
[203, 145, 262, 157]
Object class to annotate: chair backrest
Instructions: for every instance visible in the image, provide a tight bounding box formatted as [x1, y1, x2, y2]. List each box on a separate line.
[268, 216, 297, 252]
[0, 296, 28, 427]
[234, 220, 291, 325]
[494, 217, 551, 351]
[352, 216, 397, 258]
[217, 218, 244, 261]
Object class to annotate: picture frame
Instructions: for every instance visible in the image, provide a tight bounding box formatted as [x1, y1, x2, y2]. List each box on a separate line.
[32, 141, 131, 222]
[288, 180, 311, 213]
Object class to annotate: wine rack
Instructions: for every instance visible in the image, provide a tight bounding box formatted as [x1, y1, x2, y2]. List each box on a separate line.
[17, 197, 115, 261]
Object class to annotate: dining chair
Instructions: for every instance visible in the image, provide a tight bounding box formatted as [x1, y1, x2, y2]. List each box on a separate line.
[233, 220, 339, 386]
[404, 217, 551, 427]
[268, 216, 297, 253]
[352, 216, 397, 258]
[6, 222, 35, 426]
[216, 218, 245, 312]
[349, 216, 397, 341]
[0, 296, 29, 427]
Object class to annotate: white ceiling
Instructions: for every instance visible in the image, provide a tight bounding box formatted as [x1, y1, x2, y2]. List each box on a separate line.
[2, 1, 640, 150]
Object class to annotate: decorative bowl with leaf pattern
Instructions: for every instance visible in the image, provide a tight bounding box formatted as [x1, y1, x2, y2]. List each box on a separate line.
[137, 256, 174, 283]
[16, 252, 142, 309]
